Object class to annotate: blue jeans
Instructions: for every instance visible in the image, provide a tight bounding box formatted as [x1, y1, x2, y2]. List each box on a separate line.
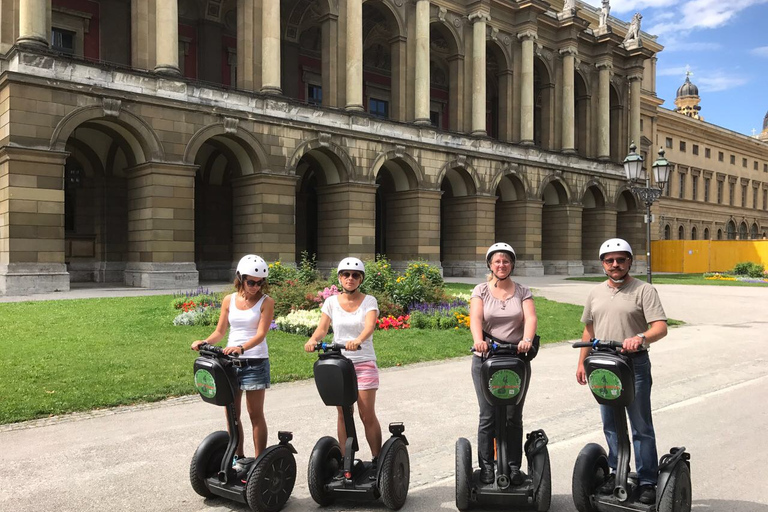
[600, 352, 658, 486]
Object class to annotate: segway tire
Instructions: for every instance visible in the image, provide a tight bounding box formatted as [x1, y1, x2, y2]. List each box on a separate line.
[307, 436, 342, 506]
[572, 443, 609, 512]
[455, 438, 473, 511]
[533, 446, 552, 512]
[658, 462, 692, 512]
[189, 430, 229, 498]
[246, 446, 297, 512]
[380, 438, 410, 510]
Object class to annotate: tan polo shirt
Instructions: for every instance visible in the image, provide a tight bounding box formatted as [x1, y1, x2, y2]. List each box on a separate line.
[581, 277, 667, 343]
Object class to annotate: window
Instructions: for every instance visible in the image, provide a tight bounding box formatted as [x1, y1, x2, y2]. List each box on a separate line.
[730, 155, 736, 165]
[755, 161, 759, 171]
[717, 181, 723, 204]
[754, 188, 758, 210]
[692, 144, 699, 155]
[705, 148, 711, 158]
[680, 141, 686, 152]
[691, 227, 698, 240]
[664, 224, 671, 240]
[368, 98, 389, 119]
[307, 84, 323, 105]
[678, 225, 685, 240]
[678, 173, 685, 199]
[665, 137, 673, 148]
[764, 163, 767, 173]
[718, 151, 724, 162]
[742, 185, 748, 207]
[692, 175, 699, 201]
[704, 178, 710, 202]
[704, 228, 710, 240]
[729, 182, 735, 205]
[51, 27, 76, 55]
[764, 189, 768, 210]
[430, 110, 441, 128]
[742, 158, 747, 168]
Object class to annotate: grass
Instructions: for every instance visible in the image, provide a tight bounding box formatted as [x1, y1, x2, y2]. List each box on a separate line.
[0, 290, 587, 425]
[566, 273, 768, 287]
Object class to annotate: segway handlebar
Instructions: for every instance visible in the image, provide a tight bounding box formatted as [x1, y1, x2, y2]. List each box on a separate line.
[197, 343, 240, 360]
[572, 339, 624, 349]
[312, 342, 363, 352]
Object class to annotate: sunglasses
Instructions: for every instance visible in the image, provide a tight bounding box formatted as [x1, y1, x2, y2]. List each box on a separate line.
[602, 257, 628, 265]
[244, 278, 265, 287]
[340, 272, 362, 280]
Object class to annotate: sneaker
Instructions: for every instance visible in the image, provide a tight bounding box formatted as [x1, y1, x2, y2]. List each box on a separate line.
[638, 484, 656, 504]
[599, 472, 616, 494]
[479, 467, 495, 484]
[369, 457, 379, 481]
[509, 466, 526, 486]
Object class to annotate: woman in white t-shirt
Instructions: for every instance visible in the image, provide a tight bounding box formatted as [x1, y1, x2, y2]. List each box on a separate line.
[304, 257, 382, 460]
[192, 254, 275, 462]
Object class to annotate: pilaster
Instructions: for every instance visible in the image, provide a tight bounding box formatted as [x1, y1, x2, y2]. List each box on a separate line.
[469, 11, 490, 136]
[413, 0, 431, 124]
[495, 199, 543, 276]
[316, 182, 377, 266]
[596, 61, 612, 160]
[518, 30, 537, 145]
[345, 0, 364, 111]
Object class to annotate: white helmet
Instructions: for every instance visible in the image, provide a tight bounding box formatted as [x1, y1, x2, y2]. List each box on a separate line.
[485, 243, 517, 269]
[337, 257, 365, 279]
[236, 254, 269, 279]
[599, 238, 633, 260]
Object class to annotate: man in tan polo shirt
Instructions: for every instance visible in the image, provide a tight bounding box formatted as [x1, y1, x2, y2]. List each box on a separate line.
[575, 238, 668, 505]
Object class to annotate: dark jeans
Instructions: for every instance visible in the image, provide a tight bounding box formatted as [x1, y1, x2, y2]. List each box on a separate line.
[471, 355, 531, 471]
[600, 352, 659, 486]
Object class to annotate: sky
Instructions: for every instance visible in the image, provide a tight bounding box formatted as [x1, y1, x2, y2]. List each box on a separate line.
[583, 0, 768, 137]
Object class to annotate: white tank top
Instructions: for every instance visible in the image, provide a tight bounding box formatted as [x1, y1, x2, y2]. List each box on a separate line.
[227, 293, 269, 359]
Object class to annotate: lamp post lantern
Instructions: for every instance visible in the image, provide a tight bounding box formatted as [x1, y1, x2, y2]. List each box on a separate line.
[623, 143, 671, 284]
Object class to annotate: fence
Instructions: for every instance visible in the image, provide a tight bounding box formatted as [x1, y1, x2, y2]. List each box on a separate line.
[650, 240, 768, 273]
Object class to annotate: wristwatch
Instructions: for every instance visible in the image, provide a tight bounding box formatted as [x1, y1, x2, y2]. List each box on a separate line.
[636, 333, 650, 350]
[237, 344, 245, 353]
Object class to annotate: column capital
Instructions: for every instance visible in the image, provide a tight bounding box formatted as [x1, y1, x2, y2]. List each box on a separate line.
[627, 73, 643, 82]
[468, 11, 491, 24]
[558, 46, 578, 58]
[517, 30, 538, 42]
[595, 61, 613, 72]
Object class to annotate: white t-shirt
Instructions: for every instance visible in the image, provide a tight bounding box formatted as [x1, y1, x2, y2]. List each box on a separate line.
[227, 293, 269, 359]
[321, 294, 379, 364]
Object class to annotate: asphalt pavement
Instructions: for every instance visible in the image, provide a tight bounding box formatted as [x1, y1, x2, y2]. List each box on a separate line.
[1, 275, 767, 512]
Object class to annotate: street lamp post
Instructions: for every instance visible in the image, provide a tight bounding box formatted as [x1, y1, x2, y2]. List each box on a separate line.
[623, 143, 671, 284]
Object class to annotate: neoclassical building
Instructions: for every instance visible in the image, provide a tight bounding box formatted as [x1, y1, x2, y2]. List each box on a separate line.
[0, 0, 765, 295]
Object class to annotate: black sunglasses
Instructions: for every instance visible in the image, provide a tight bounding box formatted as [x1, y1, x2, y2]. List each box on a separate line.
[244, 278, 265, 287]
[602, 257, 628, 265]
[340, 272, 362, 279]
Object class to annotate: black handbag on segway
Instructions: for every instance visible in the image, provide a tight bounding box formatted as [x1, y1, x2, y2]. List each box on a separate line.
[456, 334, 552, 511]
[189, 344, 297, 512]
[571, 339, 692, 512]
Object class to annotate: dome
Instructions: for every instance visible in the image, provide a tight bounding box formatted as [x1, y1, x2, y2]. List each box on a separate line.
[763, 110, 768, 131]
[676, 76, 699, 98]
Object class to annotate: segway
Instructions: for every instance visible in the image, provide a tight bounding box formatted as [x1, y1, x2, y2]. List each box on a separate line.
[571, 339, 692, 512]
[456, 335, 551, 511]
[307, 342, 410, 510]
[190, 343, 297, 512]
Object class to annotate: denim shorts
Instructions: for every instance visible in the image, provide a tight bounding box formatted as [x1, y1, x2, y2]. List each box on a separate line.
[236, 359, 271, 391]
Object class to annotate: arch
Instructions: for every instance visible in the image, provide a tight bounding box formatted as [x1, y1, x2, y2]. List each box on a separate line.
[751, 222, 759, 239]
[537, 174, 571, 204]
[691, 226, 698, 240]
[665, 224, 671, 240]
[491, 166, 530, 201]
[486, 38, 513, 74]
[612, 184, 638, 210]
[288, 138, 354, 184]
[436, 159, 480, 195]
[50, 105, 164, 162]
[678, 225, 685, 240]
[428, 18, 462, 56]
[703, 227, 710, 240]
[184, 123, 270, 176]
[579, 178, 608, 207]
[739, 221, 749, 240]
[363, 0, 406, 39]
[368, 149, 425, 188]
[726, 220, 736, 240]
[284, 0, 337, 42]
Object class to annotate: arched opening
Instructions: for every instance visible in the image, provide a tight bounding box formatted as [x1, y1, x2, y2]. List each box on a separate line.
[495, 174, 526, 257]
[664, 224, 671, 240]
[703, 227, 710, 240]
[751, 223, 759, 240]
[727, 221, 736, 240]
[691, 226, 698, 240]
[739, 221, 748, 240]
[533, 58, 553, 149]
[581, 185, 607, 271]
[362, 1, 403, 120]
[616, 190, 643, 258]
[176, 0, 238, 85]
[486, 42, 509, 140]
[440, 166, 477, 274]
[678, 225, 685, 240]
[429, 22, 461, 131]
[717, 228, 723, 240]
[609, 83, 624, 163]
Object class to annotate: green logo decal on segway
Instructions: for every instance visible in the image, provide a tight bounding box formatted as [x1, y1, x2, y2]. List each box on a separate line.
[588, 369, 622, 399]
[488, 369, 521, 399]
[194, 369, 216, 398]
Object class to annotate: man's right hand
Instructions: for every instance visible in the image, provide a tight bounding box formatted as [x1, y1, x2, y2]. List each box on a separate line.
[576, 364, 587, 385]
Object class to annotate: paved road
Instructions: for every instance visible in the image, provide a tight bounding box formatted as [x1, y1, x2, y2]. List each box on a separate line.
[2, 277, 767, 512]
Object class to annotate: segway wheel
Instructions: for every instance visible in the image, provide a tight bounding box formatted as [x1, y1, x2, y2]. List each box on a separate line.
[380, 438, 410, 510]
[455, 438, 473, 511]
[307, 436, 341, 506]
[246, 446, 297, 512]
[658, 462, 692, 512]
[189, 430, 229, 498]
[533, 446, 552, 512]
[572, 443, 609, 512]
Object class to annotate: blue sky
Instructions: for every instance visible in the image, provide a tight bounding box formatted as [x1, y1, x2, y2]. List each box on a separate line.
[584, 0, 768, 137]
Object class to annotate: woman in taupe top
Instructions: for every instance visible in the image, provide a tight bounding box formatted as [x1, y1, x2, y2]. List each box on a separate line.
[469, 243, 538, 485]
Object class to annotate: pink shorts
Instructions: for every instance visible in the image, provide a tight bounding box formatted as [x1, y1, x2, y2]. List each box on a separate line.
[354, 361, 380, 391]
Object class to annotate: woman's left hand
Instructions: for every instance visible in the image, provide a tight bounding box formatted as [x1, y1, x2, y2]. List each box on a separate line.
[345, 339, 362, 351]
[517, 340, 532, 354]
[223, 346, 243, 355]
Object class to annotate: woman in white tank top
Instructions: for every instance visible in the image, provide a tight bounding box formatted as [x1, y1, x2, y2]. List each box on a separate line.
[192, 255, 275, 461]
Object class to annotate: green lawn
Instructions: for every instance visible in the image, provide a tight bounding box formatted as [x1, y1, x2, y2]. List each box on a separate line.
[566, 274, 768, 287]
[0, 291, 585, 425]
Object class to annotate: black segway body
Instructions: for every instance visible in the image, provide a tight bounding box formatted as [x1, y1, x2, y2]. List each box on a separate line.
[571, 340, 691, 512]
[307, 343, 410, 510]
[189, 344, 297, 512]
[457, 337, 551, 511]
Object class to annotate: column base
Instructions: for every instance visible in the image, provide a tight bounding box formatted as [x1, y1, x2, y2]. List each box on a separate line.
[196, 261, 235, 282]
[582, 261, 603, 274]
[442, 260, 487, 278]
[123, 262, 199, 289]
[513, 260, 544, 277]
[520, 140, 535, 146]
[154, 65, 181, 76]
[561, 148, 577, 155]
[0, 263, 70, 296]
[471, 130, 488, 137]
[16, 36, 49, 48]
[543, 260, 585, 276]
[598, 155, 611, 161]
[67, 261, 127, 284]
[261, 86, 283, 95]
[346, 104, 365, 112]
[414, 118, 432, 126]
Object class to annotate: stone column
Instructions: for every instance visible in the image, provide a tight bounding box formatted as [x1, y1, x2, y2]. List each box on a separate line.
[232, 173, 298, 264]
[441, 195, 496, 277]
[498, 69, 513, 141]
[237, 0, 261, 91]
[560, 47, 577, 153]
[596, 61, 612, 160]
[518, 30, 537, 145]
[154, 0, 180, 75]
[316, 182, 377, 267]
[131, 0, 153, 70]
[320, 13, 339, 107]
[469, 12, 490, 136]
[384, 189, 442, 268]
[629, 73, 642, 150]
[390, 35, 407, 121]
[495, 199, 544, 276]
[0, 147, 69, 295]
[17, 0, 48, 47]
[345, 0, 364, 111]
[124, 162, 198, 289]
[261, 0, 282, 94]
[414, 0, 430, 124]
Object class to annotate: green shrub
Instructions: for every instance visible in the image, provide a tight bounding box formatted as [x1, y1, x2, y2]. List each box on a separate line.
[404, 261, 444, 288]
[268, 261, 299, 286]
[366, 290, 404, 319]
[362, 255, 395, 294]
[271, 279, 320, 317]
[733, 261, 765, 278]
[297, 251, 320, 284]
[390, 262, 448, 308]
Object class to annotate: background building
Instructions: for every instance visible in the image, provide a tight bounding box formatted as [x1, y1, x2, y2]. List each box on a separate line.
[0, 0, 766, 295]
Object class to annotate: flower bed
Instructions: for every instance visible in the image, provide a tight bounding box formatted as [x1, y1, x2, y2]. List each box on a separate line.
[274, 309, 326, 337]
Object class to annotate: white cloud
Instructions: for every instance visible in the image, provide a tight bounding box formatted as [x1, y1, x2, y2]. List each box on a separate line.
[751, 46, 768, 57]
[657, 65, 690, 77]
[696, 72, 748, 92]
[661, 40, 722, 52]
